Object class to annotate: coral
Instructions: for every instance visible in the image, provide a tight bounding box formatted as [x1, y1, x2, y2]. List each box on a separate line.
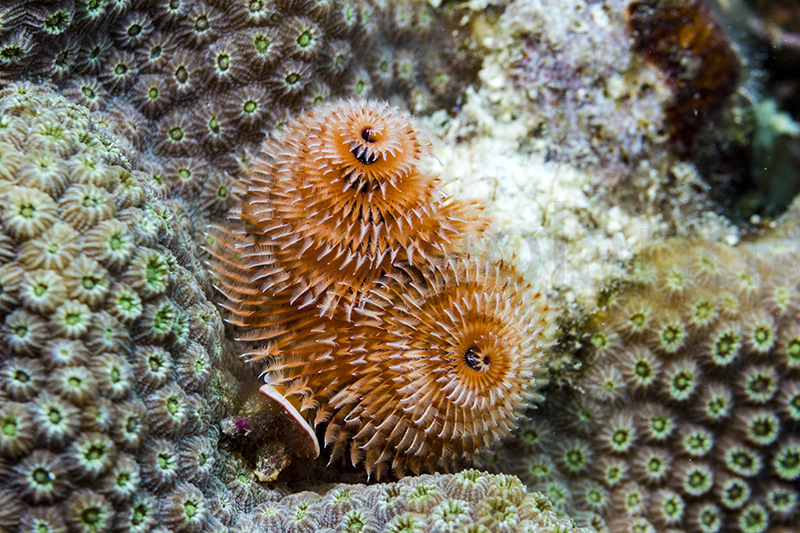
[0, 83, 235, 531]
[0, 82, 579, 533]
[5, 1, 789, 531]
[492, 236, 800, 532]
[230, 470, 585, 532]
[0, 0, 488, 254]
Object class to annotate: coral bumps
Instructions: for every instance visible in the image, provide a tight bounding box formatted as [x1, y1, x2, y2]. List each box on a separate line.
[236, 470, 584, 532]
[495, 237, 800, 532]
[0, 0, 485, 249]
[0, 83, 231, 531]
[208, 99, 553, 479]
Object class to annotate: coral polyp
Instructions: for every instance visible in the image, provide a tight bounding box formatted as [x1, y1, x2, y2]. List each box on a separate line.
[494, 236, 800, 531]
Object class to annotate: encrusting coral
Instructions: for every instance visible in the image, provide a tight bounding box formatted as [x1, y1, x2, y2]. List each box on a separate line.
[0, 82, 237, 532]
[228, 469, 587, 532]
[491, 235, 800, 532]
[208, 98, 552, 479]
[0, 0, 488, 253]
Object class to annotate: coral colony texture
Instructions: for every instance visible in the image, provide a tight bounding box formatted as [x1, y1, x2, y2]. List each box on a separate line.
[230, 471, 584, 533]
[0, 0, 485, 251]
[430, 0, 753, 318]
[1, 0, 799, 533]
[0, 83, 235, 531]
[492, 236, 800, 532]
[207, 99, 553, 480]
[0, 82, 578, 533]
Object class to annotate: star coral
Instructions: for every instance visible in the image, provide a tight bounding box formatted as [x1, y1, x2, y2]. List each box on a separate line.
[0, 82, 237, 532]
[0, 0, 488, 254]
[492, 236, 800, 532]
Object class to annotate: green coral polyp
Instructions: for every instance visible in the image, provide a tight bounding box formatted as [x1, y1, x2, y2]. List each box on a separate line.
[683, 465, 714, 496]
[622, 486, 644, 515]
[766, 487, 798, 514]
[297, 31, 313, 48]
[690, 299, 716, 325]
[695, 504, 722, 533]
[152, 303, 176, 333]
[682, 429, 713, 456]
[43, 11, 72, 35]
[725, 446, 762, 477]
[773, 443, 800, 480]
[168, 127, 184, 142]
[642, 452, 669, 480]
[601, 461, 626, 486]
[174, 66, 189, 86]
[562, 443, 589, 472]
[668, 366, 697, 400]
[745, 412, 780, 446]
[166, 396, 182, 417]
[2, 415, 18, 437]
[738, 503, 769, 533]
[216, 53, 230, 72]
[750, 322, 775, 353]
[710, 329, 741, 365]
[631, 360, 656, 386]
[583, 485, 607, 509]
[647, 413, 674, 440]
[526, 458, 553, 478]
[0, 45, 26, 63]
[253, 34, 272, 55]
[744, 370, 778, 403]
[784, 390, 800, 420]
[207, 117, 220, 135]
[115, 290, 142, 320]
[243, 100, 258, 115]
[607, 426, 635, 453]
[784, 337, 800, 367]
[720, 478, 751, 509]
[704, 390, 731, 420]
[659, 491, 684, 523]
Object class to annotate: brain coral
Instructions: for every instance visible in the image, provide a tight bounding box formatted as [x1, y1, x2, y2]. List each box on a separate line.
[492, 236, 800, 533]
[0, 82, 237, 532]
